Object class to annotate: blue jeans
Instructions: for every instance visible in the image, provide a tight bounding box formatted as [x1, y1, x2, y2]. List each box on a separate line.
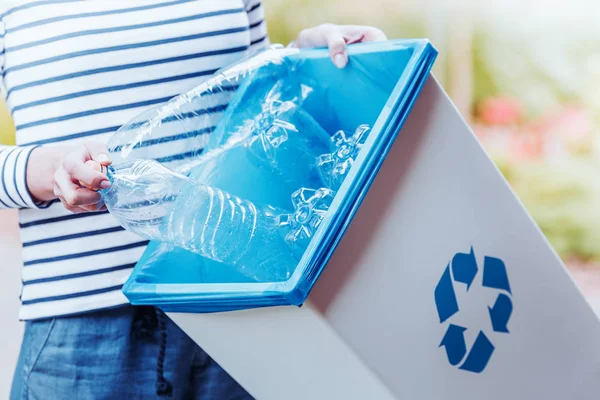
[10, 305, 253, 399]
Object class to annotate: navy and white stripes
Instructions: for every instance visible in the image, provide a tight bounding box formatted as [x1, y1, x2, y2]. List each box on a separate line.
[0, 0, 269, 320]
[0, 144, 40, 208]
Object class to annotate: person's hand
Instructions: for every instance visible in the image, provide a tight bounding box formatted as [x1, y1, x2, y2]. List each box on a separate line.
[293, 24, 387, 68]
[53, 142, 112, 213]
[28, 142, 111, 213]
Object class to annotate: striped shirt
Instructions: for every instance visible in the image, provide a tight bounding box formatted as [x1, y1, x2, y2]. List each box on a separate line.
[0, 0, 269, 320]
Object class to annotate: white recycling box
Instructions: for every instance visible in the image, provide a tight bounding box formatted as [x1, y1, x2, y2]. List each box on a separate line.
[169, 75, 600, 400]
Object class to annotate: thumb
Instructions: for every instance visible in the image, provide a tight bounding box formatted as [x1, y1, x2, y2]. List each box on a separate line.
[84, 141, 111, 165]
[322, 24, 348, 69]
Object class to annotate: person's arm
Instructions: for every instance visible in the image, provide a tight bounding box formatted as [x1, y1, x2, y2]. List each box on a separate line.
[0, 142, 111, 212]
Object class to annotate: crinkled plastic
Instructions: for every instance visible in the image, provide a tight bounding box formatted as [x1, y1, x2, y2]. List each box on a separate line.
[104, 39, 436, 313]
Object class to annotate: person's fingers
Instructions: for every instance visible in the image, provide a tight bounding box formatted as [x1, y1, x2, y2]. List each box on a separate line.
[344, 33, 365, 45]
[54, 168, 102, 207]
[337, 25, 387, 44]
[70, 162, 110, 190]
[296, 24, 386, 69]
[321, 24, 348, 69]
[84, 160, 112, 191]
[299, 24, 348, 68]
[339, 26, 387, 42]
[360, 26, 387, 42]
[53, 181, 88, 214]
[83, 141, 112, 166]
[66, 186, 103, 207]
[62, 150, 110, 190]
[74, 164, 110, 189]
[295, 26, 323, 48]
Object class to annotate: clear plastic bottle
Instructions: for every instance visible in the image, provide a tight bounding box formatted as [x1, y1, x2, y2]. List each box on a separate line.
[100, 159, 331, 282]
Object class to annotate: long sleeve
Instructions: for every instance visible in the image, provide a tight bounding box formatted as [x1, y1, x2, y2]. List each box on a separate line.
[245, 0, 270, 53]
[0, 145, 43, 209]
[0, 18, 43, 209]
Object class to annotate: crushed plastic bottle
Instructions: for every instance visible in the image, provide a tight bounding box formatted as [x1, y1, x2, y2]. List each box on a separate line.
[317, 124, 371, 190]
[99, 125, 371, 282]
[101, 159, 340, 281]
[100, 159, 297, 281]
[99, 46, 374, 282]
[99, 124, 370, 282]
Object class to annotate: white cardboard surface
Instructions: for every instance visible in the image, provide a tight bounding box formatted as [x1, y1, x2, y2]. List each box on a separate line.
[170, 75, 600, 399]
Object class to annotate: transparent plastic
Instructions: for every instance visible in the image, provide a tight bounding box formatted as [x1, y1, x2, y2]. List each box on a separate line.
[317, 124, 371, 190]
[115, 39, 437, 312]
[100, 46, 371, 282]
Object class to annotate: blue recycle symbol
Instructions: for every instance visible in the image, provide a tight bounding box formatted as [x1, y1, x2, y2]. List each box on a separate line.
[434, 247, 513, 373]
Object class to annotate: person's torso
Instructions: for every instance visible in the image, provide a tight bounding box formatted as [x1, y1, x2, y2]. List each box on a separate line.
[0, 0, 268, 320]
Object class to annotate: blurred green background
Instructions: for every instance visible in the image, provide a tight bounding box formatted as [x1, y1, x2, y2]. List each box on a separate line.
[262, 0, 600, 266]
[0, 100, 14, 145]
[2, 0, 600, 266]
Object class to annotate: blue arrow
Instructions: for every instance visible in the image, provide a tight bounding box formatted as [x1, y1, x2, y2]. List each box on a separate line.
[439, 324, 467, 366]
[482, 256, 511, 294]
[459, 331, 495, 373]
[451, 247, 478, 290]
[488, 293, 512, 333]
[434, 264, 459, 323]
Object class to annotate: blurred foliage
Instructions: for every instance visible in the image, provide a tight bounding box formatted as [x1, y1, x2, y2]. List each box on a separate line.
[0, 99, 15, 145]
[472, 3, 600, 120]
[476, 101, 600, 261]
[502, 158, 600, 262]
[264, 0, 425, 46]
[472, 33, 500, 111]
